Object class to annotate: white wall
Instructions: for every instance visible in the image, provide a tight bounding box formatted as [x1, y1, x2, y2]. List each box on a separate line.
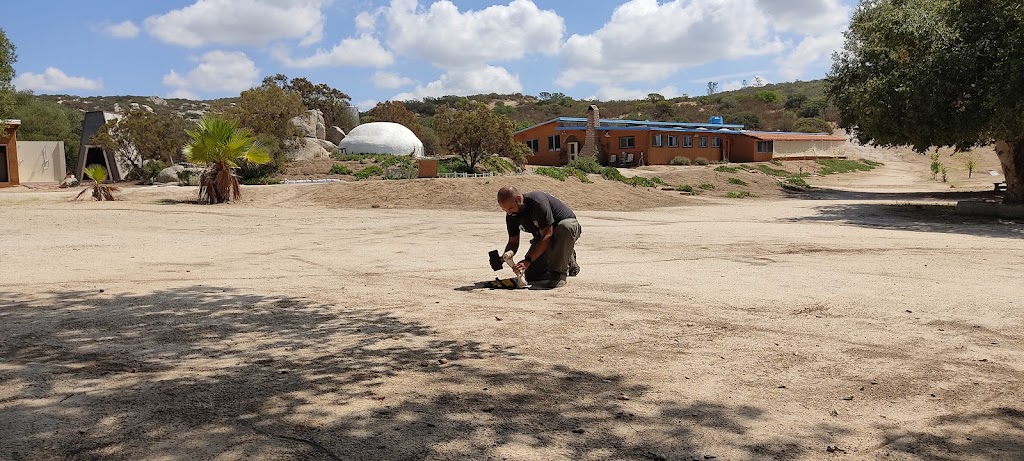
[772, 140, 846, 158]
[17, 141, 66, 182]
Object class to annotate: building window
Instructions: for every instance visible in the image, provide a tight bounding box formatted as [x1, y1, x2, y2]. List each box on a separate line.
[757, 141, 773, 153]
[619, 136, 635, 149]
[652, 134, 663, 148]
[548, 135, 561, 151]
[667, 136, 679, 148]
[699, 136, 708, 148]
[683, 136, 693, 148]
[526, 139, 539, 153]
[712, 137, 722, 148]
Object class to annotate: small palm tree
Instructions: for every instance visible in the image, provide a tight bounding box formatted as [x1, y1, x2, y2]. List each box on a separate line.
[184, 115, 270, 204]
[75, 164, 119, 201]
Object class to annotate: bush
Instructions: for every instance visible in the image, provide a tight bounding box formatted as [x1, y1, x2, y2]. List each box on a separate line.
[139, 160, 168, 183]
[535, 167, 568, 181]
[793, 117, 834, 134]
[178, 169, 199, 186]
[355, 164, 383, 180]
[726, 191, 752, 198]
[784, 176, 809, 189]
[239, 177, 282, 185]
[756, 164, 791, 177]
[817, 158, 876, 175]
[567, 157, 602, 174]
[676, 184, 695, 192]
[728, 177, 748, 186]
[714, 165, 739, 173]
[698, 183, 716, 190]
[861, 159, 884, 167]
[599, 167, 626, 182]
[438, 157, 472, 174]
[670, 156, 692, 166]
[329, 164, 352, 175]
[239, 134, 286, 181]
[623, 175, 666, 188]
[481, 155, 520, 174]
[694, 157, 710, 165]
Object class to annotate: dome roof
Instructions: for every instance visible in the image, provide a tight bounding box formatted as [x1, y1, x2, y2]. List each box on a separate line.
[338, 122, 424, 158]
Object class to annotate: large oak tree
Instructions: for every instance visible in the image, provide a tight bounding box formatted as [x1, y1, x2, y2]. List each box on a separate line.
[827, 0, 1024, 203]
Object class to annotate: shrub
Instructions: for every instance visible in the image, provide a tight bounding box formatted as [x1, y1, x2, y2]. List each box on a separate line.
[676, 184, 695, 193]
[784, 176, 809, 189]
[861, 159, 884, 167]
[694, 157, 710, 165]
[756, 164, 791, 177]
[698, 183, 716, 190]
[793, 117, 834, 134]
[567, 157, 602, 174]
[239, 177, 282, 185]
[770, 160, 783, 166]
[438, 156, 472, 174]
[728, 177, 748, 186]
[599, 167, 626, 182]
[726, 191, 752, 198]
[670, 156, 692, 166]
[178, 169, 199, 186]
[568, 168, 593, 183]
[714, 165, 739, 173]
[535, 167, 568, 181]
[139, 160, 168, 183]
[355, 164, 383, 180]
[817, 158, 876, 175]
[624, 176, 661, 188]
[329, 164, 352, 175]
[481, 155, 520, 174]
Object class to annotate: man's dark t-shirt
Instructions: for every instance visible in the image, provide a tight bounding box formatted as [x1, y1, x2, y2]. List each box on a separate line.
[506, 191, 576, 238]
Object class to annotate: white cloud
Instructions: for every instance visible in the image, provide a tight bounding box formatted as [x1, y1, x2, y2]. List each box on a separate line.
[355, 11, 378, 33]
[775, 31, 845, 80]
[558, 0, 785, 90]
[373, 71, 416, 89]
[393, 65, 521, 100]
[384, 0, 564, 68]
[355, 99, 379, 111]
[558, 0, 852, 96]
[162, 51, 260, 98]
[593, 85, 683, 101]
[103, 20, 140, 39]
[272, 35, 394, 68]
[14, 67, 102, 92]
[144, 0, 325, 48]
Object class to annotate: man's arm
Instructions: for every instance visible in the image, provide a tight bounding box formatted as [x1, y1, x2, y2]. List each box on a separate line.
[504, 235, 520, 256]
[515, 225, 553, 273]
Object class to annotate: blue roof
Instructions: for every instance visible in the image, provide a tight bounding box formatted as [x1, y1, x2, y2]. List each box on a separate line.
[513, 116, 744, 134]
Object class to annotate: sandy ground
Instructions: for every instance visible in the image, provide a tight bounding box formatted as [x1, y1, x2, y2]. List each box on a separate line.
[1, 153, 1023, 461]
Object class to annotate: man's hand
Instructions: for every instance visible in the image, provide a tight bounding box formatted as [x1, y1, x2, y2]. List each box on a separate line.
[513, 259, 530, 275]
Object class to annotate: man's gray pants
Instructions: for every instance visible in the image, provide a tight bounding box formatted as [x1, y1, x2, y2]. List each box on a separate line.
[524, 218, 581, 282]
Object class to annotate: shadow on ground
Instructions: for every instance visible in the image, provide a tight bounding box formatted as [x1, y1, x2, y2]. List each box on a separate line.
[806, 187, 1002, 202]
[0, 286, 836, 460]
[788, 202, 1024, 239]
[875, 407, 1024, 460]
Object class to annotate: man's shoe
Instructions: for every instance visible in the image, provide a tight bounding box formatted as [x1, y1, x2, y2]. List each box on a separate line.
[568, 263, 580, 277]
[530, 273, 567, 290]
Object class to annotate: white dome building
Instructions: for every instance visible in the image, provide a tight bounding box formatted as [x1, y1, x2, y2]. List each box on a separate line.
[338, 122, 424, 158]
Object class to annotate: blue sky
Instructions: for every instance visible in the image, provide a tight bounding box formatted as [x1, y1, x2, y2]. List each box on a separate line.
[6, 0, 856, 109]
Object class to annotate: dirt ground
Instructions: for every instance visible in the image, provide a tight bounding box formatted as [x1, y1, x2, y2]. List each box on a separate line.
[1, 150, 1023, 461]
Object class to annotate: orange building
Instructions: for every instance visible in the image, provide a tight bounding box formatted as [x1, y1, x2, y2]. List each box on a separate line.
[1, 120, 21, 188]
[513, 107, 845, 166]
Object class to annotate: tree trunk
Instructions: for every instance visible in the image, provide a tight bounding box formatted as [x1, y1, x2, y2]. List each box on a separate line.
[994, 139, 1024, 204]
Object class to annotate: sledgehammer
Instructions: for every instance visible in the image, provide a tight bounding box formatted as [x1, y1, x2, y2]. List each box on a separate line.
[489, 250, 528, 288]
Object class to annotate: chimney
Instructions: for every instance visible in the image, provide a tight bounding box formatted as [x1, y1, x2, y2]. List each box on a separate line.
[581, 105, 600, 158]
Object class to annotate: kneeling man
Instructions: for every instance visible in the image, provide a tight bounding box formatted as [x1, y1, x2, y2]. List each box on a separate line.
[497, 186, 581, 289]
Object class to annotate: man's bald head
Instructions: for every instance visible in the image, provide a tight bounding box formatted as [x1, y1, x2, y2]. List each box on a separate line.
[497, 186, 520, 203]
[497, 186, 524, 214]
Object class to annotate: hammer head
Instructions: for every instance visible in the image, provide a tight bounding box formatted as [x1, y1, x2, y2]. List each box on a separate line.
[488, 250, 503, 271]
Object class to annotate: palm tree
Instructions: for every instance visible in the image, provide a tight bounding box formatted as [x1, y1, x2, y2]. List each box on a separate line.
[184, 115, 270, 204]
[75, 164, 119, 201]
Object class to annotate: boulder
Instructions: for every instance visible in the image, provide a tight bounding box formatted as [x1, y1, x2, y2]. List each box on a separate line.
[156, 165, 185, 183]
[317, 139, 338, 153]
[290, 109, 327, 140]
[285, 138, 331, 161]
[59, 174, 79, 188]
[326, 126, 346, 145]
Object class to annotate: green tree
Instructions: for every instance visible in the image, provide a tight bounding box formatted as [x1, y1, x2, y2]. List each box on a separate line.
[792, 117, 833, 134]
[827, 0, 1024, 202]
[227, 81, 305, 141]
[433, 104, 528, 171]
[184, 115, 270, 204]
[755, 90, 782, 104]
[647, 93, 666, 103]
[653, 100, 674, 120]
[784, 93, 808, 110]
[263, 74, 357, 132]
[706, 81, 719, 96]
[368, 100, 422, 137]
[0, 28, 17, 134]
[90, 109, 187, 176]
[11, 91, 83, 171]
